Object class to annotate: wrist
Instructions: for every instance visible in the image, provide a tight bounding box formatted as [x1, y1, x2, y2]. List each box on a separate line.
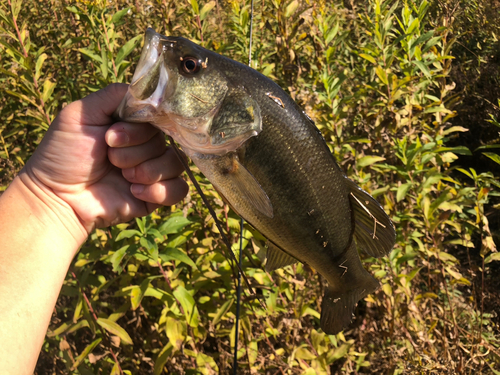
[0, 173, 87, 374]
[14, 172, 88, 251]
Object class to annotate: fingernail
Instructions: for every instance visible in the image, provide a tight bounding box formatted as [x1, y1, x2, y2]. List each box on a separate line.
[108, 131, 129, 147]
[131, 184, 145, 195]
[123, 168, 135, 180]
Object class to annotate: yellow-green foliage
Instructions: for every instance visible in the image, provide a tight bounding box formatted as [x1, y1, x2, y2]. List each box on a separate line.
[1, 0, 499, 373]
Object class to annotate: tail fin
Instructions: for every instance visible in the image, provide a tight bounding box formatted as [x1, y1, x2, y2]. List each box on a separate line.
[345, 178, 396, 258]
[320, 243, 380, 335]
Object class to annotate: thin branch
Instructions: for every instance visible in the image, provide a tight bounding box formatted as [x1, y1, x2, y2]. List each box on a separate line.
[71, 272, 124, 375]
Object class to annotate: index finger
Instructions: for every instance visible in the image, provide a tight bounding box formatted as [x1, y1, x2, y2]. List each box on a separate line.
[106, 122, 160, 148]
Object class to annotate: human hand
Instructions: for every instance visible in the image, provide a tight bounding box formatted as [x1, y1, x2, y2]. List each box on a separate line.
[22, 83, 188, 235]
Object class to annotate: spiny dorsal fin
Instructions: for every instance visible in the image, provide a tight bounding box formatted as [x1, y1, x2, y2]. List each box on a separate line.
[346, 178, 396, 258]
[265, 241, 298, 272]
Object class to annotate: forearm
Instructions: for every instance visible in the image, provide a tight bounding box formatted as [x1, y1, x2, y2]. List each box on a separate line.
[0, 174, 87, 374]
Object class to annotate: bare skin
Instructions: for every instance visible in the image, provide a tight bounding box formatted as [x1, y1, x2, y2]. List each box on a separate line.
[0, 84, 189, 374]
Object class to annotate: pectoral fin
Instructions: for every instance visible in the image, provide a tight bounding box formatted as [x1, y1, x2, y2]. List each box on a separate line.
[218, 156, 274, 218]
[265, 241, 298, 272]
[346, 178, 396, 258]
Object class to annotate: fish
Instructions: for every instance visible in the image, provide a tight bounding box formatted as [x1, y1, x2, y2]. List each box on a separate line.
[116, 28, 396, 334]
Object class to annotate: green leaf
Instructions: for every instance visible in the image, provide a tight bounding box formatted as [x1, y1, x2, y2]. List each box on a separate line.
[406, 18, 420, 35]
[96, 318, 133, 345]
[160, 247, 197, 269]
[159, 216, 192, 235]
[359, 53, 376, 64]
[136, 217, 146, 234]
[397, 182, 412, 202]
[199, 1, 216, 21]
[111, 7, 130, 24]
[328, 342, 352, 362]
[66, 320, 90, 335]
[115, 35, 142, 67]
[285, 0, 299, 18]
[42, 79, 56, 104]
[248, 340, 258, 366]
[101, 47, 108, 80]
[110, 245, 130, 273]
[47, 321, 71, 337]
[413, 60, 431, 78]
[325, 22, 339, 45]
[130, 278, 151, 310]
[110, 362, 121, 375]
[166, 316, 186, 350]
[65, 6, 81, 14]
[154, 343, 174, 375]
[410, 31, 434, 51]
[457, 168, 473, 179]
[10, 0, 22, 19]
[140, 236, 158, 259]
[0, 7, 15, 29]
[71, 338, 102, 370]
[295, 347, 316, 360]
[63, 36, 86, 48]
[115, 229, 141, 241]
[35, 53, 47, 82]
[190, 0, 199, 14]
[375, 66, 388, 85]
[79, 48, 102, 63]
[422, 36, 443, 53]
[212, 299, 234, 326]
[357, 155, 386, 168]
[483, 152, 500, 165]
[442, 126, 468, 135]
[475, 144, 500, 151]
[173, 286, 200, 327]
[436, 146, 472, 156]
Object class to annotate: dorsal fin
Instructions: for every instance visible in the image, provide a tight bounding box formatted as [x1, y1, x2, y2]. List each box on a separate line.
[346, 178, 396, 258]
[265, 241, 299, 272]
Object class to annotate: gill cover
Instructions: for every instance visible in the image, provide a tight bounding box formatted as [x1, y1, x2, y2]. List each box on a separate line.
[116, 28, 262, 156]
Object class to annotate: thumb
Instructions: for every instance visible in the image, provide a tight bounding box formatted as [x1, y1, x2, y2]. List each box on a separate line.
[63, 83, 129, 127]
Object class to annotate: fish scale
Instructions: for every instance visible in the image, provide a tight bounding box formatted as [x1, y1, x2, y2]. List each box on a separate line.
[117, 28, 396, 334]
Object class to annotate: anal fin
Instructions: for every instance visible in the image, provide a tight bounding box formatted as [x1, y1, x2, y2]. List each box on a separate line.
[346, 178, 396, 258]
[265, 241, 298, 272]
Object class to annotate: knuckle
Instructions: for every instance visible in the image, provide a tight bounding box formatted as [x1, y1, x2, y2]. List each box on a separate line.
[137, 162, 158, 183]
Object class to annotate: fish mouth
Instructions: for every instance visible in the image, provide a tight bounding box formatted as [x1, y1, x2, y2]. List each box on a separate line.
[115, 28, 176, 122]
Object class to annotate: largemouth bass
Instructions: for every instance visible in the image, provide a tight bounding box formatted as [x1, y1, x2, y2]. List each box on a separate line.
[116, 28, 396, 334]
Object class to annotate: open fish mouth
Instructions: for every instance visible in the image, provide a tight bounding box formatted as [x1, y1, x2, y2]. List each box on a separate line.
[115, 28, 175, 123]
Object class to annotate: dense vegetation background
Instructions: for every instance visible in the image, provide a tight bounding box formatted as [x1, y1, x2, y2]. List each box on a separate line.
[1, 0, 499, 373]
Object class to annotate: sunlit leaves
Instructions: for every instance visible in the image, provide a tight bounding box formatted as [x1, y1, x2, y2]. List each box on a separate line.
[96, 318, 133, 345]
[173, 286, 200, 328]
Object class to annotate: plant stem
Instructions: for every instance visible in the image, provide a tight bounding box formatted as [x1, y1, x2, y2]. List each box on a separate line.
[71, 272, 124, 375]
[8, 0, 51, 126]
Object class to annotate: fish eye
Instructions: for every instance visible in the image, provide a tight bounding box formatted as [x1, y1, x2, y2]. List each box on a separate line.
[181, 56, 201, 74]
